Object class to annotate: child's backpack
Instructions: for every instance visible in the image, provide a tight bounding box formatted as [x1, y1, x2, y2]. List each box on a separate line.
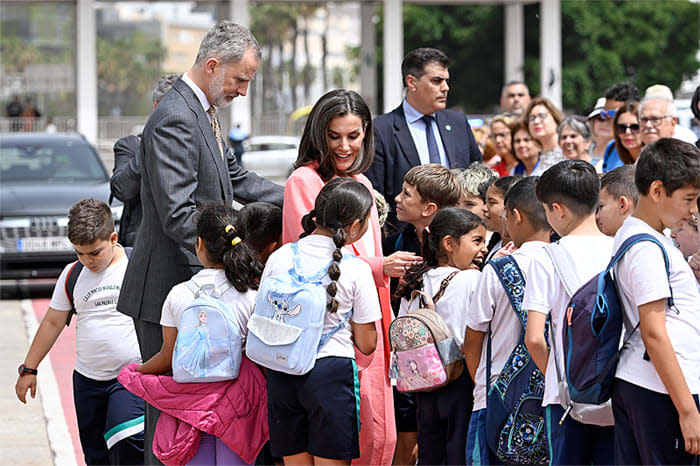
[389, 271, 464, 393]
[245, 242, 352, 375]
[544, 234, 673, 424]
[171, 281, 243, 383]
[64, 246, 133, 326]
[485, 256, 549, 465]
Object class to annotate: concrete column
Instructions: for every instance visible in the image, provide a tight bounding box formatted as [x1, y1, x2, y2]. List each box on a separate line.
[383, 0, 403, 113]
[360, 2, 377, 114]
[76, 0, 97, 144]
[539, 0, 562, 108]
[229, 0, 252, 135]
[504, 1, 524, 84]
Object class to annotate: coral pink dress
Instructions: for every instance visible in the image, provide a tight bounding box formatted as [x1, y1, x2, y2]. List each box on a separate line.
[282, 164, 396, 465]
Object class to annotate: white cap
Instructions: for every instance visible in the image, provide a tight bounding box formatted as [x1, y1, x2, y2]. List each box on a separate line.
[586, 97, 606, 119]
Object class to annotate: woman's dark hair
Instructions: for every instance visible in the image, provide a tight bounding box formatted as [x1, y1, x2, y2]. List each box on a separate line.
[294, 89, 374, 182]
[613, 101, 640, 165]
[395, 208, 485, 301]
[300, 178, 374, 312]
[196, 203, 263, 293]
[239, 202, 282, 256]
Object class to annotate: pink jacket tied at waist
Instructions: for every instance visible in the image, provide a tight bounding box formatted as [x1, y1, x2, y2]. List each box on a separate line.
[118, 357, 268, 465]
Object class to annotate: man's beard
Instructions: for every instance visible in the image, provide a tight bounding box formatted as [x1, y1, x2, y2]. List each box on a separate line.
[209, 70, 232, 108]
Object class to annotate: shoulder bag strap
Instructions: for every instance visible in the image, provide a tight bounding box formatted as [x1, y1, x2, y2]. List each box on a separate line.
[543, 243, 582, 298]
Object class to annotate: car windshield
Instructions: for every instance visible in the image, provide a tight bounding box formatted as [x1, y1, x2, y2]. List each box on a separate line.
[0, 139, 107, 182]
[247, 142, 296, 151]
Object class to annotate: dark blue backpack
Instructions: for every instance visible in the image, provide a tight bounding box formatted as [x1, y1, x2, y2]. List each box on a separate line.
[561, 233, 673, 405]
[485, 256, 549, 464]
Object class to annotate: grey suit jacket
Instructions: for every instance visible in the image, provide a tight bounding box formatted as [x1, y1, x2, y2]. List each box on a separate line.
[117, 78, 283, 323]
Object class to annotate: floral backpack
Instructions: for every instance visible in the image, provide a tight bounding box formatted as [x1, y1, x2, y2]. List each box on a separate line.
[389, 271, 464, 393]
[485, 255, 549, 464]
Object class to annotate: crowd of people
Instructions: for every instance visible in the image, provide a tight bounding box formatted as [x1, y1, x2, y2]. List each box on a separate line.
[13, 19, 700, 466]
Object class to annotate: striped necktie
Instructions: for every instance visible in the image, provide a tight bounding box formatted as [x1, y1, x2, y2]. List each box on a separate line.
[207, 106, 224, 160]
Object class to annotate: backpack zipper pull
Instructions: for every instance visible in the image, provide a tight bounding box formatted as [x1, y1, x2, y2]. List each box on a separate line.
[558, 404, 572, 425]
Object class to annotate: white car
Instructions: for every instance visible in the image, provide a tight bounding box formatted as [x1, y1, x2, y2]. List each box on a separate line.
[241, 136, 300, 185]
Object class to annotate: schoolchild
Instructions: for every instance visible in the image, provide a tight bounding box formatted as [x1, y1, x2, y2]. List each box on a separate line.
[383, 163, 462, 465]
[611, 138, 700, 465]
[15, 199, 144, 466]
[263, 178, 382, 464]
[596, 164, 639, 237]
[482, 176, 520, 263]
[395, 207, 488, 465]
[523, 160, 615, 465]
[133, 203, 267, 465]
[454, 163, 498, 217]
[239, 201, 283, 263]
[463, 176, 551, 465]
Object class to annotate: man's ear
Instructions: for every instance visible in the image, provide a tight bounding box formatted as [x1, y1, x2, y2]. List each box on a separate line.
[204, 57, 219, 76]
[405, 74, 417, 92]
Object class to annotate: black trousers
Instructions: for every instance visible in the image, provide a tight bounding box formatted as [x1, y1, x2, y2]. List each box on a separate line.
[133, 318, 165, 466]
[416, 369, 474, 466]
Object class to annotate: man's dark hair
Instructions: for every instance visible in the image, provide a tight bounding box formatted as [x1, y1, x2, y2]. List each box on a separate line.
[635, 138, 700, 196]
[68, 198, 114, 245]
[536, 160, 600, 216]
[601, 165, 639, 205]
[401, 48, 449, 87]
[691, 84, 700, 121]
[604, 82, 640, 102]
[505, 177, 550, 231]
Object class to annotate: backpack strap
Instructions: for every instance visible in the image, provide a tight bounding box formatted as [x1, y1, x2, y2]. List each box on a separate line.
[318, 308, 353, 349]
[431, 270, 459, 304]
[64, 246, 133, 326]
[543, 243, 582, 298]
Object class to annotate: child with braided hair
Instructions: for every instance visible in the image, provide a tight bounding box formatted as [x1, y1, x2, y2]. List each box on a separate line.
[262, 178, 382, 465]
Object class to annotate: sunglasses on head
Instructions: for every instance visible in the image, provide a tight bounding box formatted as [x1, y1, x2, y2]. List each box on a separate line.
[597, 109, 617, 120]
[616, 123, 640, 134]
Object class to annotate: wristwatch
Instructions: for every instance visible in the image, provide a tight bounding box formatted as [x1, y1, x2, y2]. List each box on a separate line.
[18, 364, 38, 376]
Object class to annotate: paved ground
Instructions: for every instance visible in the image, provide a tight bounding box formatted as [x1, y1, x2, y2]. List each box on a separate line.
[1, 299, 82, 466]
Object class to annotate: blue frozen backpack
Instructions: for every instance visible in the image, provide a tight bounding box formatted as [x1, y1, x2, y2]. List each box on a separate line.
[172, 281, 243, 383]
[246, 242, 352, 375]
[485, 256, 549, 464]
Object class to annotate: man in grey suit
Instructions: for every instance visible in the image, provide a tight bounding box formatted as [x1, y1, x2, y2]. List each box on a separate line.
[116, 21, 283, 464]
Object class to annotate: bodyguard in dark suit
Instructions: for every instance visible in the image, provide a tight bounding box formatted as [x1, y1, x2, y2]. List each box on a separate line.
[366, 48, 482, 234]
[116, 21, 282, 464]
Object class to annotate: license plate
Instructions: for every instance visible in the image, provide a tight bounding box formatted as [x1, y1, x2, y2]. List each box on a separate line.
[17, 237, 73, 252]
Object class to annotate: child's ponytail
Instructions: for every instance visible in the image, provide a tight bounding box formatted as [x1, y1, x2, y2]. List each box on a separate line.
[308, 178, 374, 313]
[196, 204, 263, 293]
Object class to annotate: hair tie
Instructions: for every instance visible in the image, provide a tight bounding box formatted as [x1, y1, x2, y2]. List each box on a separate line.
[225, 224, 236, 234]
[231, 237, 242, 247]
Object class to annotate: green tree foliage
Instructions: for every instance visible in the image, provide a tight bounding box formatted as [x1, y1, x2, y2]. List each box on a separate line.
[96, 33, 165, 116]
[397, 0, 699, 114]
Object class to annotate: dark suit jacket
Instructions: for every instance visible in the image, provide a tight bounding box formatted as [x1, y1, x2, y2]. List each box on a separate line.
[117, 78, 283, 324]
[366, 103, 482, 233]
[110, 134, 142, 247]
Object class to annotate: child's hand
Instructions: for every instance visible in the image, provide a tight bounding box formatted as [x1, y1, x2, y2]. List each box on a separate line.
[15, 374, 37, 404]
[493, 241, 517, 259]
[679, 409, 700, 454]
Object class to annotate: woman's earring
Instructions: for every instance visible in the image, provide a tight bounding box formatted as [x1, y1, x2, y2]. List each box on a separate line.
[350, 231, 357, 239]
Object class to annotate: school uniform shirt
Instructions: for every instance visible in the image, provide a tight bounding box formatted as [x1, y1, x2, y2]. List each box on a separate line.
[467, 240, 548, 411]
[398, 266, 481, 347]
[49, 252, 141, 381]
[613, 216, 700, 395]
[260, 235, 382, 360]
[160, 268, 257, 344]
[522, 235, 614, 407]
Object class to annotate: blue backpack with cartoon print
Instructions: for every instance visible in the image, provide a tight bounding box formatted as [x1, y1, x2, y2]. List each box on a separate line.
[245, 242, 352, 375]
[485, 255, 549, 464]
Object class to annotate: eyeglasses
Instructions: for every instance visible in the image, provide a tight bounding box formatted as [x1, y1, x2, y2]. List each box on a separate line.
[640, 115, 673, 126]
[615, 123, 640, 134]
[527, 112, 550, 123]
[490, 132, 509, 140]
